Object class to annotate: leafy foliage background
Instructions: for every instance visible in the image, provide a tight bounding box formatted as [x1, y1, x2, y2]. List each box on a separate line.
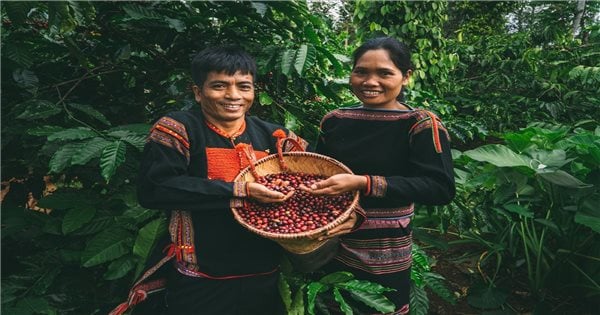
[2, 1, 599, 314]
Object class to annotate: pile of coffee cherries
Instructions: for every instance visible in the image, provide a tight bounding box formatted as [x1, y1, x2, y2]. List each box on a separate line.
[234, 172, 354, 234]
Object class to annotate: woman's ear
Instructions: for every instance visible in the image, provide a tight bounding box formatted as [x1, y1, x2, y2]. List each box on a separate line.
[402, 70, 412, 86]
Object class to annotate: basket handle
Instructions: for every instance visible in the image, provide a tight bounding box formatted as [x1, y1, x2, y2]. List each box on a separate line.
[276, 137, 305, 171]
[235, 143, 262, 180]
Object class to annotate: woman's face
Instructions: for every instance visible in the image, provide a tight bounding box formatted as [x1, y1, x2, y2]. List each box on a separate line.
[350, 49, 411, 110]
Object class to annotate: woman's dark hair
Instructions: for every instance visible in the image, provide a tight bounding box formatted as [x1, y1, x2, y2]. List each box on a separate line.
[352, 37, 412, 75]
[191, 45, 257, 86]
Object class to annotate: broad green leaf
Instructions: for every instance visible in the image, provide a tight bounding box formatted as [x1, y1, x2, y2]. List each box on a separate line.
[123, 4, 161, 19]
[503, 203, 533, 218]
[15, 297, 51, 314]
[120, 134, 146, 151]
[72, 216, 115, 236]
[81, 228, 132, 267]
[3, 1, 31, 25]
[467, 284, 508, 309]
[5, 45, 34, 68]
[109, 123, 152, 135]
[71, 137, 112, 165]
[100, 140, 127, 183]
[307, 282, 326, 315]
[133, 218, 167, 261]
[62, 206, 97, 235]
[289, 284, 305, 315]
[259, 92, 274, 106]
[319, 271, 354, 284]
[68, 103, 111, 126]
[31, 268, 61, 295]
[281, 49, 295, 76]
[574, 196, 600, 233]
[537, 170, 592, 188]
[13, 69, 39, 90]
[336, 279, 395, 294]
[104, 256, 136, 280]
[348, 290, 395, 313]
[333, 287, 352, 315]
[27, 126, 65, 136]
[166, 18, 186, 32]
[47, 127, 97, 142]
[423, 272, 456, 304]
[284, 111, 300, 132]
[464, 144, 531, 168]
[49, 142, 82, 173]
[294, 44, 309, 75]
[410, 284, 429, 315]
[251, 2, 268, 16]
[16, 100, 62, 120]
[529, 149, 570, 169]
[278, 275, 293, 311]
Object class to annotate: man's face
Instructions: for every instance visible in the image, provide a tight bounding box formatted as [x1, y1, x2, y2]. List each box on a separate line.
[193, 70, 254, 125]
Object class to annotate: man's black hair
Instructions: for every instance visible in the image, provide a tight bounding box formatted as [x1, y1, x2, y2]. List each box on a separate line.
[191, 46, 257, 86]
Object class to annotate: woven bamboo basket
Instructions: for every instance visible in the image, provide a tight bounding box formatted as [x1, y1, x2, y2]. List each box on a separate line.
[232, 149, 360, 254]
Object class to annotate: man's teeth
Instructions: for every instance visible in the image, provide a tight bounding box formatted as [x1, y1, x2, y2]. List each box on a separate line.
[223, 104, 241, 109]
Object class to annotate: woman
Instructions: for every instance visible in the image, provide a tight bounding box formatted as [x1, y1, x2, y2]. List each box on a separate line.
[304, 37, 455, 314]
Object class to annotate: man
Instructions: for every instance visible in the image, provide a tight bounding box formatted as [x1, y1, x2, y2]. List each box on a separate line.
[118, 46, 308, 315]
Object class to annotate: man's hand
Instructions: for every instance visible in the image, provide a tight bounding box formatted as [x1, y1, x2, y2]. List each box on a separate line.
[247, 182, 294, 203]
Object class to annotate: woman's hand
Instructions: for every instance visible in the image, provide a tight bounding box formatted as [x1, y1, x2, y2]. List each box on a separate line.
[307, 211, 358, 241]
[300, 174, 366, 196]
[247, 182, 293, 203]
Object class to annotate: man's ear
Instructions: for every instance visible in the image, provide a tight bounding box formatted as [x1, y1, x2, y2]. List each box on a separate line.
[192, 85, 203, 103]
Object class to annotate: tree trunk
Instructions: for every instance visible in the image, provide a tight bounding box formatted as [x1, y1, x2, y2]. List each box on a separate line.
[572, 0, 586, 38]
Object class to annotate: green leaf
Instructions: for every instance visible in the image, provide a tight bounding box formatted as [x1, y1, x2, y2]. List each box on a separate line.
[319, 271, 354, 284]
[3, 1, 32, 25]
[109, 123, 152, 135]
[120, 134, 147, 151]
[281, 49, 295, 76]
[289, 284, 306, 315]
[133, 218, 166, 261]
[31, 268, 61, 295]
[294, 44, 310, 75]
[423, 272, 456, 304]
[467, 284, 508, 309]
[37, 192, 91, 209]
[13, 69, 39, 90]
[278, 275, 293, 312]
[333, 287, 352, 315]
[536, 170, 592, 188]
[71, 137, 112, 165]
[464, 144, 531, 168]
[574, 196, 600, 233]
[100, 140, 127, 183]
[259, 92, 274, 106]
[27, 126, 65, 136]
[15, 297, 51, 314]
[47, 127, 97, 142]
[165, 18, 186, 32]
[348, 290, 395, 313]
[5, 45, 34, 68]
[104, 256, 136, 280]
[16, 100, 62, 120]
[410, 283, 429, 315]
[68, 103, 111, 126]
[336, 279, 395, 294]
[62, 206, 97, 235]
[503, 203, 534, 218]
[307, 282, 327, 315]
[49, 142, 82, 173]
[81, 228, 132, 267]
